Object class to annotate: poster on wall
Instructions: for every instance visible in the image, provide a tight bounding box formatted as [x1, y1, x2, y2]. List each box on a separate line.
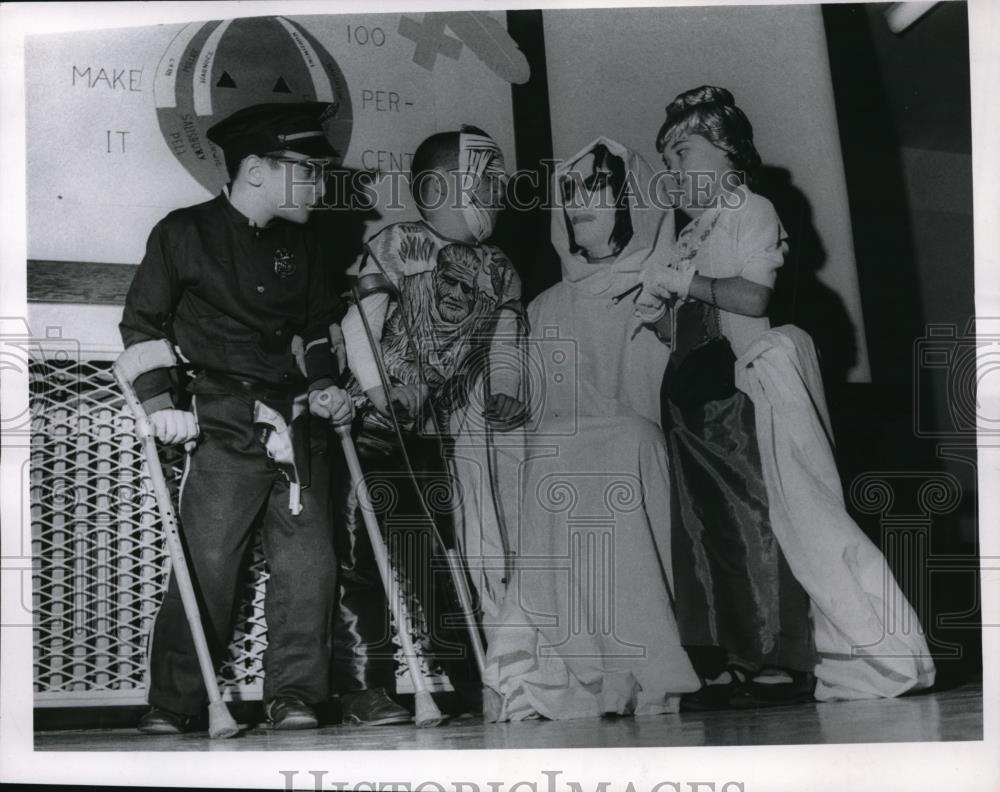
[25, 12, 524, 267]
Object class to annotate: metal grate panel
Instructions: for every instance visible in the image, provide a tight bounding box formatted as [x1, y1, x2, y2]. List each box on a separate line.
[30, 356, 267, 706]
[29, 354, 449, 707]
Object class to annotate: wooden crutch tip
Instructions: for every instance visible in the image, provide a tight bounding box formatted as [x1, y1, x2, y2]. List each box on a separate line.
[208, 701, 240, 739]
[413, 690, 446, 728]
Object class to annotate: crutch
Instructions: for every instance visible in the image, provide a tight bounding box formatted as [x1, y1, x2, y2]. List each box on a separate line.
[351, 272, 488, 675]
[317, 392, 444, 728]
[480, 304, 530, 600]
[114, 339, 239, 739]
[408, 304, 528, 678]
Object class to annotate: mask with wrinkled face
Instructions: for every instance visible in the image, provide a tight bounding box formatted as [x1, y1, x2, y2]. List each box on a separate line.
[434, 244, 480, 323]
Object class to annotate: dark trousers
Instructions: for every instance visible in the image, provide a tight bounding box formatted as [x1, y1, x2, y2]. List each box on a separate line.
[331, 422, 478, 697]
[147, 393, 337, 715]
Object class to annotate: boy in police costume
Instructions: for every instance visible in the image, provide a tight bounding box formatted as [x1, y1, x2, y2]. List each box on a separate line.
[120, 102, 353, 733]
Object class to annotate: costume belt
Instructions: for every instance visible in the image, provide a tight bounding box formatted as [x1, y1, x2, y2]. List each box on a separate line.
[195, 370, 305, 409]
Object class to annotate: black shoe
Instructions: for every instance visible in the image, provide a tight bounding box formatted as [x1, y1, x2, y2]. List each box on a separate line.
[680, 665, 753, 713]
[266, 696, 319, 730]
[137, 706, 195, 735]
[729, 667, 817, 709]
[341, 688, 413, 726]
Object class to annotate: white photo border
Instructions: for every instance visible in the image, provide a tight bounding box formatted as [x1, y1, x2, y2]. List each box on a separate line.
[1, 1, 997, 790]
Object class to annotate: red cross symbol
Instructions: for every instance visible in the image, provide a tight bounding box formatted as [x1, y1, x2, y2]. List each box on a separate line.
[398, 14, 463, 70]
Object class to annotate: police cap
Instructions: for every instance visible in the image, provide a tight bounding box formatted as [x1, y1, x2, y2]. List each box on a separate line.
[207, 101, 340, 163]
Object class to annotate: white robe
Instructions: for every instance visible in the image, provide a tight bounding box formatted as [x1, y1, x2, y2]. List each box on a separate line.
[481, 285, 701, 720]
[736, 325, 936, 699]
[481, 134, 705, 720]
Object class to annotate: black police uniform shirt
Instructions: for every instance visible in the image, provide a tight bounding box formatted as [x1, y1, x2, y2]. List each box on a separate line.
[120, 192, 344, 411]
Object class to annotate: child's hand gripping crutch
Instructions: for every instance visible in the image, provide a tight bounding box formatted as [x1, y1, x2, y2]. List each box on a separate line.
[113, 339, 239, 739]
[315, 389, 446, 728]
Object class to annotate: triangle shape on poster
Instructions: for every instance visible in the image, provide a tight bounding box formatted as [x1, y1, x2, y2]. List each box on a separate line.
[273, 76, 292, 94]
[216, 71, 237, 89]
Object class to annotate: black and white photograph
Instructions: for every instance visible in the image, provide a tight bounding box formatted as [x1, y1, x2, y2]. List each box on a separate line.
[0, 0, 997, 789]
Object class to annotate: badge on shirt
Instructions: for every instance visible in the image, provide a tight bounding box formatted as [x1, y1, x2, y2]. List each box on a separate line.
[273, 248, 296, 278]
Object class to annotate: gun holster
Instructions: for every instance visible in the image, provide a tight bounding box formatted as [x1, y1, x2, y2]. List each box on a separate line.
[253, 396, 310, 514]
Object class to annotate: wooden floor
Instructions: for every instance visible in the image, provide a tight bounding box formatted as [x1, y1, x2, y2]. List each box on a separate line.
[33, 681, 982, 751]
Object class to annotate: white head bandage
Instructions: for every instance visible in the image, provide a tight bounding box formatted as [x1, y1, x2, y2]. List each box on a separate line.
[457, 130, 506, 242]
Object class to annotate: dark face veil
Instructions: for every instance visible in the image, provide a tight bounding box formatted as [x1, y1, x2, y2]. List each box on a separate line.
[552, 137, 676, 296]
[561, 143, 634, 258]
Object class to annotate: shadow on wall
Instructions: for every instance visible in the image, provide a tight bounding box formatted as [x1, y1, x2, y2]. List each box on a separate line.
[821, 3, 924, 391]
[309, 167, 383, 293]
[493, 203, 562, 305]
[759, 165, 859, 388]
[498, 10, 562, 304]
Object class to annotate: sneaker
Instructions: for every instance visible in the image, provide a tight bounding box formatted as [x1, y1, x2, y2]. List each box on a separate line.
[137, 706, 195, 735]
[341, 688, 413, 726]
[266, 696, 320, 730]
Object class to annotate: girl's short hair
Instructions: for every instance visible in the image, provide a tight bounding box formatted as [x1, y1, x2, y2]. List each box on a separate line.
[564, 142, 634, 257]
[655, 85, 762, 186]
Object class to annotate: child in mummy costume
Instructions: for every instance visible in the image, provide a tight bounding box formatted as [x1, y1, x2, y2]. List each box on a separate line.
[333, 127, 526, 723]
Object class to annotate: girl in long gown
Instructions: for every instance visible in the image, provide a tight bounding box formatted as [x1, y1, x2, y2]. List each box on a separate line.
[481, 138, 700, 721]
[635, 86, 934, 707]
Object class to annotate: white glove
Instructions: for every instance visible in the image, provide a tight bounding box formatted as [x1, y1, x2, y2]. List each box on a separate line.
[633, 290, 668, 323]
[642, 264, 696, 300]
[149, 409, 199, 446]
[633, 264, 696, 323]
